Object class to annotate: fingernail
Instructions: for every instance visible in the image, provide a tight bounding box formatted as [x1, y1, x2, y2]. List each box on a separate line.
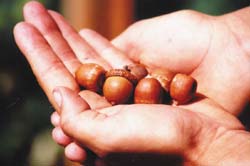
[53, 90, 62, 108]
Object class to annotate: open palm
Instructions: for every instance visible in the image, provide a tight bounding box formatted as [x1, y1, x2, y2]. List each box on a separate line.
[14, 2, 250, 166]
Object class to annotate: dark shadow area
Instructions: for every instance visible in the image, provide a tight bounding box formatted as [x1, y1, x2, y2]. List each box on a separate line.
[239, 103, 250, 131]
[102, 152, 183, 166]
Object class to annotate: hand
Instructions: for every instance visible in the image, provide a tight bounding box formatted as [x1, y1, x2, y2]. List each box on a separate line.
[53, 7, 250, 166]
[112, 8, 250, 115]
[13, 1, 133, 163]
[53, 86, 249, 166]
[15, 1, 155, 163]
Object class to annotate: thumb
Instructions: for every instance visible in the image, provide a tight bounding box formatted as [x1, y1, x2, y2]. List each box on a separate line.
[52, 87, 106, 149]
[53, 86, 90, 117]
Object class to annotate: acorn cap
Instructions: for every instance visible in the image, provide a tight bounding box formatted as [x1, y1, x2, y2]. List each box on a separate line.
[105, 69, 138, 85]
[124, 64, 148, 80]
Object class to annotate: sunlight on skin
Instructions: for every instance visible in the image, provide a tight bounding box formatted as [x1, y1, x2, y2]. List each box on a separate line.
[14, 1, 136, 163]
[54, 87, 248, 166]
[112, 8, 250, 115]
[14, 1, 250, 165]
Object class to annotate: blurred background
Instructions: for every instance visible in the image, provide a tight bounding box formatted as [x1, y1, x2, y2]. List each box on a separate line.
[0, 0, 249, 165]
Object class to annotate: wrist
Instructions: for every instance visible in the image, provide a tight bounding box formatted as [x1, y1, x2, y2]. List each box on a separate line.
[196, 129, 250, 166]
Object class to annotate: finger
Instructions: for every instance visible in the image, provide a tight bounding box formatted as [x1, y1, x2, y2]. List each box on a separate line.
[53, 87, 90, 117]
[53, 87, 108, 151]
[79, 29, 134, 68]
[65, 142, 88, 162]
[13, 22, 79, 112]
[79, 90, 111, 110]
[51, 112, 60, 126]
[180, 97, 244, 130]
[48, 10, 111, 70]
[54, 87, 192, 155]
[23, 1, 81, 74]
[79, 90, 118, 116]
[53, 125, 89, 163]
[54, 87, 192, 154]
[111, 14, 212, 74]
[52, 126, 72, 146]
[52, 90, 111, 116]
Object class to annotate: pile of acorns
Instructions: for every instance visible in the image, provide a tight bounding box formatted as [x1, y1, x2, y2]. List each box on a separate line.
[75, 63, 197, 105]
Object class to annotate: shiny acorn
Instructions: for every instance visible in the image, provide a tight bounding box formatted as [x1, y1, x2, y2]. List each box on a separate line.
[134, 77, 164, 104]
[170, 73, 197, 104]
[75, 63, 106, 93]
[103, 69, 136, 105]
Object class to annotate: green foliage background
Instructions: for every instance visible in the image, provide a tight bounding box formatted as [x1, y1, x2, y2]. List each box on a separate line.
[0, 0, 249, 165]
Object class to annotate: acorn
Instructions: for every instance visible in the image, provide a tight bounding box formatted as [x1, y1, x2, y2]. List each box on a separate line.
[75, 63, 106, 93]
[124, 63, 148, 81]
[134, 77, 164, 104]
[150, 68, 175, 92]
[170, 73, 197, 104]
[103, 69, 136, 105]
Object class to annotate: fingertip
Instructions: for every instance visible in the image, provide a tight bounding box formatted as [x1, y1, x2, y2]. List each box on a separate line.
[111, 33, 125, 48]
[13, 22, 26, 43]
[65, 142, 87, 162]
[47, 10, 62, 19]
[13, 22, 41, 54]
[48, 10, 66, 25]
[51, 111, 60, 126]
[13, 22, 33, 39]
[13, 21, 25, 33]
[53, 88, 62, 108]
[23, 1, 45, 16]
[79, 29, 110, 52]
[52, 127, 72, 146]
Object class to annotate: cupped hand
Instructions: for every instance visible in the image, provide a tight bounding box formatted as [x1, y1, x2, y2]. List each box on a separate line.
[56, 7, 250, 165]
[13, 1, 133, 163]
[112, 8, 250, 115]
[53, 86, 249, 166]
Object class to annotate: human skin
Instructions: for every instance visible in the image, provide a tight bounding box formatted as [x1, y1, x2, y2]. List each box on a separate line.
[111, 8, 250, 115]
[14, 1, 250, 166]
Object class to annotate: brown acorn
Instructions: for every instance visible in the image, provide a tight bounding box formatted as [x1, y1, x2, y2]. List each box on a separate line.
[150, 68, 175, 92]
[103, 69, 136, 105]
[75, 63, 106, 93]
[134, 77, 164, 104]
[170, 73, 197, 104]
